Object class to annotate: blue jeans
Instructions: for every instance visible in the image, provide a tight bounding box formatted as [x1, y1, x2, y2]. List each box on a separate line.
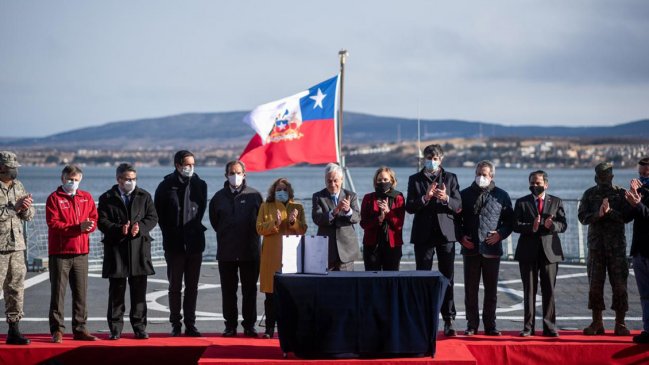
[633, 255, 649, 332]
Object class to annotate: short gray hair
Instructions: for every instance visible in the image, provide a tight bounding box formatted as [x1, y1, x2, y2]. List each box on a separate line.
[324, 163, 343, 178]
[475, 160, 495, 177]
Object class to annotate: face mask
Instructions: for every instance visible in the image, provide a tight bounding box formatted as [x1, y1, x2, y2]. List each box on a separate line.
[375, 182, 392, 194]
[62, 180, 79, 194]
[424, 159, 440, 172]
[122, 180, 136, 194]
[275, 190, 289, 203]
[181, 165, 194, 178]
[595, 175, 612, 187]
[639, 176, 649, 186]
[228, 174, 244, 188]
[529, 185, 545, 196]
[0, 168, 17, 180]
[475, 176, 490, 188]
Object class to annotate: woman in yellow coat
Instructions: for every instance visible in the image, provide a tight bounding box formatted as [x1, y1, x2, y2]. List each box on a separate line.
[257, 177, 307, 338]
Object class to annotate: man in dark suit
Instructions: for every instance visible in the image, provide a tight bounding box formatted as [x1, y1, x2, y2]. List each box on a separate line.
[312, 163, 361, 271]
[155, 150, 208, 337]
[513, 170, 567, 337]
[98, 163, 158, 340]
[406, 144, 461, 336]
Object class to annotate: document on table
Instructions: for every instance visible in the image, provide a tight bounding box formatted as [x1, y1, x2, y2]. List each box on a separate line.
[281, 235, 302, 274]
[303, 235, 328, 274]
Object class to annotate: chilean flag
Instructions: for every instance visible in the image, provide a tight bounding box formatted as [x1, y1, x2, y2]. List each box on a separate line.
[239, 75, 340, 171]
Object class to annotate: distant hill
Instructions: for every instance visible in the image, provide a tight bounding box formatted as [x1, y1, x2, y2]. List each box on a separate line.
[3, 112, 648, 150]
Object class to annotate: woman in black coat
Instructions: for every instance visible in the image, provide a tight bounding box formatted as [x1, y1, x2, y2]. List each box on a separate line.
[98, 163, 158, 340]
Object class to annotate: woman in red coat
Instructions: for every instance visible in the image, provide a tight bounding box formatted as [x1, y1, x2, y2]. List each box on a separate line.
[360, 166, 406, 271]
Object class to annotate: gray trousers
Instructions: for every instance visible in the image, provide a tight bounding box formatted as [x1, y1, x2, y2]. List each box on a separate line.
[0, 250, 26, 323]
[49, 254, 88, 334]
[463, 254, 500, 331]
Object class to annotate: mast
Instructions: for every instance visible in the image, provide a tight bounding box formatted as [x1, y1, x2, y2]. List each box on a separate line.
[337, 49, 356, 193]
[337, 49, 348, 166]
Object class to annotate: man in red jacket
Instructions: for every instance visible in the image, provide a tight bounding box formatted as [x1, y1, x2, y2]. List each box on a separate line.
[46, 165, 98, 343]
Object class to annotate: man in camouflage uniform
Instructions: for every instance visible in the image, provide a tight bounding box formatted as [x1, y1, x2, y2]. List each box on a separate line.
[0, 151, 33, 345]
[578, 162, 634, 336]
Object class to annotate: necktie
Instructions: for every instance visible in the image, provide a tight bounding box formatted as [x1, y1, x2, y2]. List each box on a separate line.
[537, 198, 543, 214]
[124, 194, 130, 206]
[331, 195, 338, 206]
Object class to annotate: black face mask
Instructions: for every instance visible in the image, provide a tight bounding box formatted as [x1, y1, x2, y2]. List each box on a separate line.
[529, 185, 545, 196]
[0, 168, 17, 181]
[375, 182, 392, 197]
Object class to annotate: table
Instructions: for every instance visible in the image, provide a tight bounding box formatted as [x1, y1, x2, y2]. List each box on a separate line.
[274, 271, 449, 359]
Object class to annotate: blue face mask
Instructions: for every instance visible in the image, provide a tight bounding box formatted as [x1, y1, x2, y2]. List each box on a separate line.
[425, 159, 440, 171]
[640, 176, 649, 186]
[275, 190, 289, 203]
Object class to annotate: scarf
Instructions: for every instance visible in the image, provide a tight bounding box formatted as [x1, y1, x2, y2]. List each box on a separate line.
[471, 181, 495, 215]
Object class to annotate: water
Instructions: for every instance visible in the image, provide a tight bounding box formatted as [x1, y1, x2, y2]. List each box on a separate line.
[16, 165, 641, 202]
[17, 165, 640, 264]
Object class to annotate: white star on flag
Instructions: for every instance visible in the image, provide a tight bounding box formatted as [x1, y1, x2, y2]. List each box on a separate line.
[309, 88, 326, 109]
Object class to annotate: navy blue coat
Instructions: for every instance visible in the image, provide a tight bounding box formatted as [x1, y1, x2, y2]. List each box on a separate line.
[458, 182, 513, 257]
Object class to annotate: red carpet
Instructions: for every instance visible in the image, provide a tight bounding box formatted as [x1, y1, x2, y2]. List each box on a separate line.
[1, 332, 647, 365]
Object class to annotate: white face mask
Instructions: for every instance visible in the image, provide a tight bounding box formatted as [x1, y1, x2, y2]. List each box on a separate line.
[122, 179, 136, 194]
[475, 175, 491, 188]
[62, 180, 80, 194]
[181, 165, 194, 178]
[275, 190, 289, 203]
[228, 174, 244, 188]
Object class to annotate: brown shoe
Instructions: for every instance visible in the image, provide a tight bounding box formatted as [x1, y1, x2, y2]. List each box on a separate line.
[52, 331, 63, 343]
[73, 331, 98, 341]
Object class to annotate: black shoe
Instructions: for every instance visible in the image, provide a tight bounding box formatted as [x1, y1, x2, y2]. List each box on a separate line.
[443, 320, 457, 337]
[170, 326, 182, 337]
[6, 322, 30, 345]
[485, 329, 502, 336]
[244, 328, 258, 338]
[185, 326, 202, 337]
[222, 328, 237, 337]
[108, 331, 121, 340]
[519, 329, 534, 337]
[134, 330, 149, 340]
[464, 328, 477, 336]
[633, 331, 649, 344]
[543, 330, 559, 338]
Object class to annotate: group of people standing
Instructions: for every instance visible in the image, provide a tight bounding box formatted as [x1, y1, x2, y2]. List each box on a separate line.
[0, 146, 648, 346]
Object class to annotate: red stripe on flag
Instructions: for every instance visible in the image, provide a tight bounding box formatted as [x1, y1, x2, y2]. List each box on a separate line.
[240, 119, 337, 171]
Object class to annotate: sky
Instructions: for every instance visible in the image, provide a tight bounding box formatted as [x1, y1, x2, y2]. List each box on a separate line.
[1, 0, 648, 137]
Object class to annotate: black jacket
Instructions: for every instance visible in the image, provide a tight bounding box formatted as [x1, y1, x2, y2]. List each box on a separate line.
[405, 168, 462, 244]
[513, 194, 567, 263]
[209, 181, 263, 261]
[630, 184, 649, 258]
[154, 170, 208, 254]
[458, 182, 513, 257]
[98, 185, 158, 278]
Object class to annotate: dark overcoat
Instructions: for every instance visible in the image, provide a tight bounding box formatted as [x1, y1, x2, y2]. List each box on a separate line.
[98, 185, 158, 278]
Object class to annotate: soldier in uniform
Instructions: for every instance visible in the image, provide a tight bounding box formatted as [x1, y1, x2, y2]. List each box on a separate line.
[0, 151, 33, 345]
[578, 162, 634, 336]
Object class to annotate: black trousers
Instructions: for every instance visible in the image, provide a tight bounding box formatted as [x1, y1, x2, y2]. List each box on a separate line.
[463, 254, 500, 331]
[363, 243, 402, 271]
[414, 241, 456, 320]
[107, 276, 148, 334]
[218, 260, 259, 331]
[164, 251, 202, 328]
[519, 259, 558, 333]
[264, 293, 276, 333]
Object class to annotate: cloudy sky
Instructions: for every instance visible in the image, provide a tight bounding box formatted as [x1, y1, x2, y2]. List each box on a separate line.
[1, 0, 648, 137]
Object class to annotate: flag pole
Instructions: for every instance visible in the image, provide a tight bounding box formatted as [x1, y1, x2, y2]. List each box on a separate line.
[337, 49, 347, 166]
[337, 49, 357, 194]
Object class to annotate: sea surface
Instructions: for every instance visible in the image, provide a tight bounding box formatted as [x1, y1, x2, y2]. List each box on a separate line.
[17, 165, 640, 262]
[17, 165, 639, 203]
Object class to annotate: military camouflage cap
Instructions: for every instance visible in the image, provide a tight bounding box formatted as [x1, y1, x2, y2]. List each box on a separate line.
[595, 162, 613, 176]
[0, 151, 20, 168]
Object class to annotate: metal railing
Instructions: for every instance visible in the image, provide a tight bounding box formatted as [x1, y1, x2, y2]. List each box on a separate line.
[24, 199, 635, 270]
